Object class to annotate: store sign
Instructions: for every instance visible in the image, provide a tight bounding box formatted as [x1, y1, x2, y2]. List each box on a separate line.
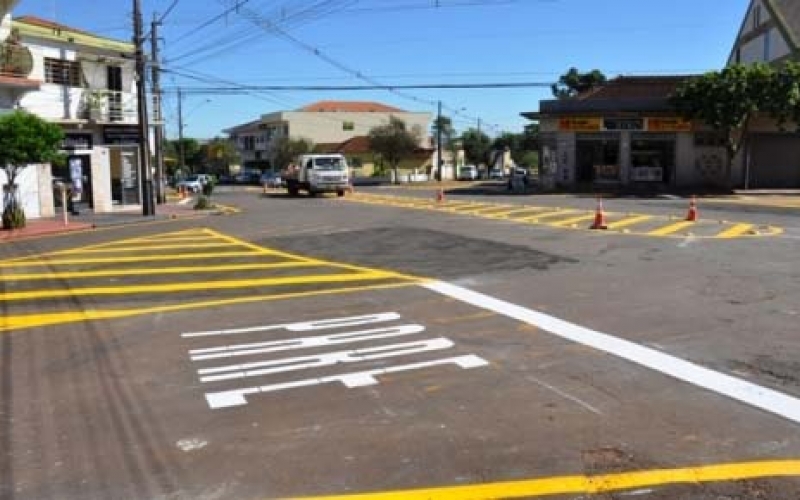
[61, 133, 93, 150]
[103, 125, 140, 145]
[647, 118, 692, 132]
[603, 118, 644, 131]
[558, 117, 603, 132]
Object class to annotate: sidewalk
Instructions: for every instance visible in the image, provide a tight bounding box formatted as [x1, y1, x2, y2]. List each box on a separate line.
[0, 199, 202, 242]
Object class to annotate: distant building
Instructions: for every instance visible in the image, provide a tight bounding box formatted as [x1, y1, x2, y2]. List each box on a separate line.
[224, 100, 432, 172]
[1, 10, 143, 216]
[523, 75, 800, 190]
[728, 0, 800, 66]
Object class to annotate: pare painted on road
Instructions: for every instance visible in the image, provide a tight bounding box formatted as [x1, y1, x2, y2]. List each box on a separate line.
[182, 312, 489, 409]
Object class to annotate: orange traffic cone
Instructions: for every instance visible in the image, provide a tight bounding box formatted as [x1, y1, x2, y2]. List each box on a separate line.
[686, 196, 698, 222]
[436, 188, 445, 203]
[590, 197, 608, 230]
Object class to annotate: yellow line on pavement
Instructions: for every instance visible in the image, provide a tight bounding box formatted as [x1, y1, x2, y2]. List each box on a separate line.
[57, 242, 236, 254]
[716, 223, 754, 239]
[647, 220, 695, 236]
[0, 272, 398, 302]
[0, 251, 265, 268]
[488, 207, 551, 218]
[0, 281, 419, 332]
[283, 459, 800, 500]
[548, 213, 597, 227]
[204, 228, 422, 281]
[517, 209, 578, 222]
[0, 261, 319, 282]
[606, 214, 653, 230]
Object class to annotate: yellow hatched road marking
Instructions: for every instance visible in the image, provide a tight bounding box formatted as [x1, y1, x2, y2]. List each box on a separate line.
[448, 204, 495, 213]
[491, 207, 552, 218]
[648, 220, 695, 236]
[57, 242, 237, 254]
[606, 214, 653, 230]
[518, 209, 579, 222]
[203, 229, 420, 280]
[283, 459, 800, 500]
[0, 251, 266, 268]
[467, 205, 516, 215]
[0, 281, 419, 332]
[0, 262, 319, 282]
[441, 202, 481, 210]
[0, 272, 399, 302]
[548, 213, 597, 227]
[94, 235, 227, 245]
[717, 223, 754, 238]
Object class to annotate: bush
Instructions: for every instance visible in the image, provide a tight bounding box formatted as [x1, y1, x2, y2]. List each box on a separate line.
[2, 205, 26, 229]
[202, 179, 215, 197]
[193, 195, 212, 210]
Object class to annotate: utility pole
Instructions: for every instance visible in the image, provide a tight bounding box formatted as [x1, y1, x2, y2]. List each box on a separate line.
[151, 13, 166, 204]
[133, 0, 154, 216]
[436, 100, 443, 182]
[178, 87, 185, 174]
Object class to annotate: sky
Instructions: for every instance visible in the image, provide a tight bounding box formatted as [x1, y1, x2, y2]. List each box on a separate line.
[13, 0, 751, 140]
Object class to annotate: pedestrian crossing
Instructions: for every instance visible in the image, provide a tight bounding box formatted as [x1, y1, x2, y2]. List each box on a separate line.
[0, 228, 421, 332]
[344, 193, 783, 239]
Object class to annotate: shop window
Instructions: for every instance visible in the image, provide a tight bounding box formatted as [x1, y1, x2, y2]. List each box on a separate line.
[630, 137, 675, 184]
[44, 58, 82, 86]
[576, 138, 620, 183]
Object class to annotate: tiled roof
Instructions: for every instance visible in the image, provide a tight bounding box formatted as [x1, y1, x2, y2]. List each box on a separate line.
[301, 101, 404, 113]
[577, 76, 691, 101]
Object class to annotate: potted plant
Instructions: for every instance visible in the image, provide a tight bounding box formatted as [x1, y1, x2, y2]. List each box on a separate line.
[85, 90, 106, 121]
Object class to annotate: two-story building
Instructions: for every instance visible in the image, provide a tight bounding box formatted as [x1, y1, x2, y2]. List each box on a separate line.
[1, 12, 143, 216]
[225, 100, 432, 174]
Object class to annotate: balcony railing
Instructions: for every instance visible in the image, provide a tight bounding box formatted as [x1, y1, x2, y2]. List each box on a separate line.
[79, 89, 137, 123]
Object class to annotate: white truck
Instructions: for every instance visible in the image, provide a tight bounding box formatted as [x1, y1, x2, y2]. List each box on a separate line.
[284, 154, 351, 197]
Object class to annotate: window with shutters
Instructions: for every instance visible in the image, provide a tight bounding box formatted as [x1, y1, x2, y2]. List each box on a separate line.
[44, 58, 82, 86]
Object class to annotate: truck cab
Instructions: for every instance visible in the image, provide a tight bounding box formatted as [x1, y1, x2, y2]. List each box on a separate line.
[285, 154, 350, 197]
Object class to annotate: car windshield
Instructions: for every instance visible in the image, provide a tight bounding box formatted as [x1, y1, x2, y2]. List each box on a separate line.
[185, 175, 199, 182]
[313, 157, 346, 170]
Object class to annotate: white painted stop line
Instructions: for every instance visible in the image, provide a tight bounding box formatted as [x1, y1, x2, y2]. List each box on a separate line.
[424, 280, 800, 425]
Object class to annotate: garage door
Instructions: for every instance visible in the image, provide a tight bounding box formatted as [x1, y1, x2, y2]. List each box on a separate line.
[748, 134, 800, 188]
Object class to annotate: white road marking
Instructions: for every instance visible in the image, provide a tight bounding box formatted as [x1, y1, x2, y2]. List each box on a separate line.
[424, 280, 800, 425]
[204, 355, 489, 409]
[198, 338, 455, 382]
[525, 375, 603, 415]
[182, 312, 401, 338]
[190, 323, 425, 361]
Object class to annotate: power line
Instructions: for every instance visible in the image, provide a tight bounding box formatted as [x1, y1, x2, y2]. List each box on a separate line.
[163, 81, 553, 92]
[158, 0, 182, 23]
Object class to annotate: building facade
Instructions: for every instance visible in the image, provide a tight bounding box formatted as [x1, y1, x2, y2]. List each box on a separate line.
[225, 100, 432, 172]
[728, 0, 799, 66]
[525, 75, 800, 190]
[1, 13, 143, 216]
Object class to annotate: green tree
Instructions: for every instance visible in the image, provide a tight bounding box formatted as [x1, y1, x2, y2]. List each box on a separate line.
[0, 111, 64, 229]
[551, 68, 607, 99]
[368, 116, 420, 183]
[165, 138, 201, 175]
[272, 137, 314, 172]
[201, 137, 240, 175]
[460, 128, 491, 168]
[670, 63, 775, 186]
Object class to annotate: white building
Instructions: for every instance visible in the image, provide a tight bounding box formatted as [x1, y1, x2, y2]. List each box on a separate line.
[1, 12, 143, 217]
[225, 100, 432, 171]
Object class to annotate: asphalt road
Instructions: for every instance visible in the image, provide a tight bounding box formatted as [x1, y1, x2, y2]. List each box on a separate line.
[1, 186, 800, 500]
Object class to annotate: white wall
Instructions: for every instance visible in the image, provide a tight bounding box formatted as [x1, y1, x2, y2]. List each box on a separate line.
[281, 111, 432, 147]
[1, 164, 43, 219]
[17, 42, 137, 123]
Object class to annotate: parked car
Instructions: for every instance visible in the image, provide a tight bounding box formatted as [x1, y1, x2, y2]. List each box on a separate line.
[458, 165, 479, 181]
[259, 171, 283, 188]
[176, 175, 205, 193]
[489, 169, 505, 180]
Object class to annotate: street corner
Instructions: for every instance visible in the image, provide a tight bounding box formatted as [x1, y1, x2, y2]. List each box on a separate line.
[343, 192, 784, 240]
